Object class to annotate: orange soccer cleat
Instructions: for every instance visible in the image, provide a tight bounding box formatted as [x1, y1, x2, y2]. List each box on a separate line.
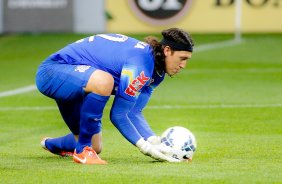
[73, 146, 107, 164]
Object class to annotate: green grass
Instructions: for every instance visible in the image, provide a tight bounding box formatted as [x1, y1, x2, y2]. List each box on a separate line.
[0, 33, 282, 183]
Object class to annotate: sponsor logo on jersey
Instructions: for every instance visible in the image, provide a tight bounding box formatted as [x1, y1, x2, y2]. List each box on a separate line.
[75, 65, 91, 73]
[128, 0, 193, 25]
[125, 71, 150, 97]
[122, 68, 135, 83]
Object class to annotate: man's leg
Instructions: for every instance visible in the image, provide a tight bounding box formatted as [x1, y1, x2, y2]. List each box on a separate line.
[41, 99, 81, 156]
[75, 93, 109, 153]
[41, 133, 76, 156]
[73, 70, 113, 164]
[37, 62, 96, 156]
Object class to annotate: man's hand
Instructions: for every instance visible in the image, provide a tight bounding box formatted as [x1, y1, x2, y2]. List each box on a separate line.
[136, 138, 180, 162]
[147, 136, 161, 145]
[147, 136, 173, 155]
[147, 136, 192, 163]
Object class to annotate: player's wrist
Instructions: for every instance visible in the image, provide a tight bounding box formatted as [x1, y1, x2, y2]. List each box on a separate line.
[136, 138, 152, 155]
[147, 135, 161, 145]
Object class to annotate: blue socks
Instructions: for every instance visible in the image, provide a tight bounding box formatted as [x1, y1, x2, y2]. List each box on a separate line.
[45, 133, 76, 153]
[45, 93, 109, 154]
[76, 93, 109, 153]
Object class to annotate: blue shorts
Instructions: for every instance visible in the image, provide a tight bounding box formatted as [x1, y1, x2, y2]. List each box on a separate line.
[36, 59, 96, 101]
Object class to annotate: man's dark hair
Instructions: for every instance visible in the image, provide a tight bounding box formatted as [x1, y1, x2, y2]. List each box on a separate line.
[161, 28, 194, 48]
[144, 28, 194, 75]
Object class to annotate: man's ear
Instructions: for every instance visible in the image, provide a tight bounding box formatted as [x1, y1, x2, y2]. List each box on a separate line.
[163, 46, 171, 56]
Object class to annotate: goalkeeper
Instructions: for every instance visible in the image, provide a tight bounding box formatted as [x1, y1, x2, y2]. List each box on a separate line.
[36, 28, 194, 164]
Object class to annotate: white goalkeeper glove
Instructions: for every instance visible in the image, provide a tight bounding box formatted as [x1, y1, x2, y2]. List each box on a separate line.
[136, 138, 180, 163]
[147, 136, 161, 145]
[147, 136, 173, 155]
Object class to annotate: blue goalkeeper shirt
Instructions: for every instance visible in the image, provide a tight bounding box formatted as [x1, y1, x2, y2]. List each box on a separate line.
[49, 34, 165, 144]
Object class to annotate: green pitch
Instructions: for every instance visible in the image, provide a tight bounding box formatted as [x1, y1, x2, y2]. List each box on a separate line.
[0, 33, 281, 184]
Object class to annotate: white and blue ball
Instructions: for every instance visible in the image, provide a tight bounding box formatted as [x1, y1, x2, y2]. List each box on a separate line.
[161, 126, 196, 161]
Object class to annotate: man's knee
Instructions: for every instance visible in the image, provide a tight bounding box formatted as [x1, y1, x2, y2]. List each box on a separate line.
[85, 70, 114, 96]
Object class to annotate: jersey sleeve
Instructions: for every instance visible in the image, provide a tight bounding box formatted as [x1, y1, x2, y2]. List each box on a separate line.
[117, 56, 153, 102]
[127, 86, 154, 140]
[110, 55, 154, 145]
[110, 94, 143, 144]
[127, 72, 165, 139]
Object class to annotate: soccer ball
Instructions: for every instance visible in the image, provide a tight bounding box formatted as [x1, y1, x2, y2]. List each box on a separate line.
[161, 126, 196, 161]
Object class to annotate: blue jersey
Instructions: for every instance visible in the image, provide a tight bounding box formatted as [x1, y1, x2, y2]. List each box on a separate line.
[49, 34, 164, 101]
[37, 34, 166, 144]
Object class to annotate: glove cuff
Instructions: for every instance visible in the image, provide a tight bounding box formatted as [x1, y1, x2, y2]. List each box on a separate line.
[147, 136, 161, 145]
[136, 138, 151, 155]
[136, 138, 146, 148]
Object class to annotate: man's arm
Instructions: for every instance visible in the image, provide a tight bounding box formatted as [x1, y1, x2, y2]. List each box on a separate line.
[110, 94, 179, 162]
[127, 86, 156, 140]
[110, 95, 142, 144]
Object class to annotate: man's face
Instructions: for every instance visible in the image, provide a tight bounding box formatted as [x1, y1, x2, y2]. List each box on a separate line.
[164, 46, 192, 76]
